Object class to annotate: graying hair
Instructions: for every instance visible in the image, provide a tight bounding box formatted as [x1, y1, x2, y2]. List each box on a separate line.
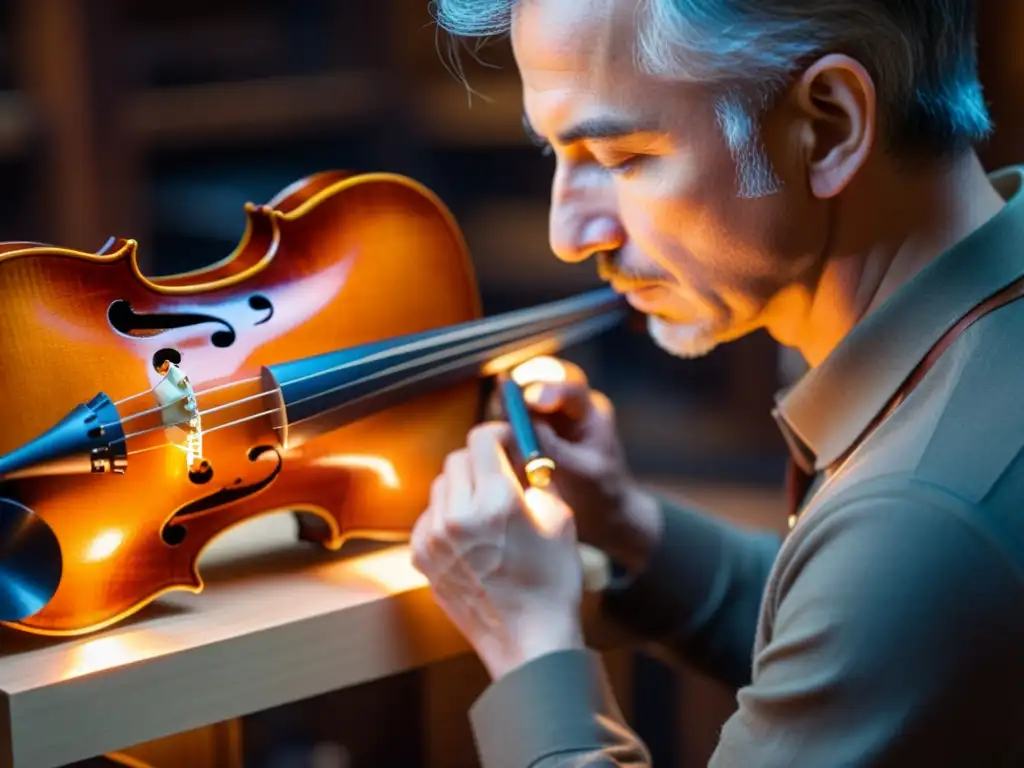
[431, 0, 992, 198]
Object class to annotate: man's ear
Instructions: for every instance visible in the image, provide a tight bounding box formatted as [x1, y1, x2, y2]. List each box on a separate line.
[793, 53, 876, 199]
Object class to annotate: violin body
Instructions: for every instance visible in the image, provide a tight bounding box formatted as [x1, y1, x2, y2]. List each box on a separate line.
[0, 171, 485, 636]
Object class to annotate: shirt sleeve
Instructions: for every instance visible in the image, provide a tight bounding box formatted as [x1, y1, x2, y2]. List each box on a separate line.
[601, 495, 782, 688]
[467, 498, 781, 768]
[710, 485, 1024, 767]
[469, 649, 651, 768]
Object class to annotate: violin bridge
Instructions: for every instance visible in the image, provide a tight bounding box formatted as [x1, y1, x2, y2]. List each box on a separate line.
[154, 361, 206, 474]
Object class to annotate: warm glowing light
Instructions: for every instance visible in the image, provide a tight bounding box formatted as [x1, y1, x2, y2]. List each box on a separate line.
[60, 632, 171, 680]
[511, 356, 568, 386]
[523, 486, 572, 537]
[152, 362, 204, 474]
[525, 456, 555, 488]
[314, 454, 400, 487]
[84, 529, 125, 562]
[347, 547, 428, 592]
[185, 419, 203, 471]
[482, 342, 563, 377]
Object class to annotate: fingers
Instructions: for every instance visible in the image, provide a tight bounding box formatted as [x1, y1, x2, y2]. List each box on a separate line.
[511, 356, 597, 422]
[412, 424, 525, 573]
[410, 473, 444, 572]
[532, 419, 606, 478]
[466, 421, 517, 482]
[441, 449, 474, 524]
[443, 422, 532, 526]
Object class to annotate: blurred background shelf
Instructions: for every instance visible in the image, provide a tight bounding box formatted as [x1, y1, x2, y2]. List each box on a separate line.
[2, 2, 1022, 765]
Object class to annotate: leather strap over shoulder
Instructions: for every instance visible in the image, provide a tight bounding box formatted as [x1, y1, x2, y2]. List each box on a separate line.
[785, 273, 1024, 527]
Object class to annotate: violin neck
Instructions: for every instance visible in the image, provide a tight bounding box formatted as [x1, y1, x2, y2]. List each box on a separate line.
[260, 287, 628, 450]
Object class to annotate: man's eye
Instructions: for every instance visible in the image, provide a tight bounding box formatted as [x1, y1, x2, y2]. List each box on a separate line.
[596, 153, 640, 176]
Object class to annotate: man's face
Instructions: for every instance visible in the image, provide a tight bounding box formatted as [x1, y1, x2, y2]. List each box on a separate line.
[511, 0, 831, 357]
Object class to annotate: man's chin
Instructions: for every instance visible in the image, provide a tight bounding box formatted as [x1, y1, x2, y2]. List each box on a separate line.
[646, 315, 721, 359]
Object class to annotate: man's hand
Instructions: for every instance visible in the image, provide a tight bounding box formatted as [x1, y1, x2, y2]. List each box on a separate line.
[410, 422, 586, 681]
[505, 356, 663, 573]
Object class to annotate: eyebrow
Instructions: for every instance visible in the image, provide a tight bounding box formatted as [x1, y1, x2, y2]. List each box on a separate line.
[522, 113, 659, 146]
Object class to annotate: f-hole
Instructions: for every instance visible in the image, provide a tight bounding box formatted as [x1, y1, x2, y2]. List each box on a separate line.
[161, 445, 283, 546]
[188, 460, 213, 485]
[152, 348, 181, 372]
[249, 295, 273, 324]
[162, 524, 186, 546]
[108, 300, 237, 347]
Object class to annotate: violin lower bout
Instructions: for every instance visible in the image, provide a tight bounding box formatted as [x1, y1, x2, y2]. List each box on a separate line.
[2, 378, 479, 637]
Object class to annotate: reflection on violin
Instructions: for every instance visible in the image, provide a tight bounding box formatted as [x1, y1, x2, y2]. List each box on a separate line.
[0, 170, 628, 637]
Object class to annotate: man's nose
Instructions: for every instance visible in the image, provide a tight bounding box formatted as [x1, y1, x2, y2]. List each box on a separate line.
[550, 215, 623, 264]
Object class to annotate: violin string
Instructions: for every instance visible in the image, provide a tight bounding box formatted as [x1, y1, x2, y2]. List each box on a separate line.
[113, 320, 517, 443]
[284, 312, 595, 412]
[286, 311, 620, 428]
[272, 294, 607, 392]
[101, 297, 617, 462]
[113, 388, 156, 407]
[114, 312, 617, 449]
[101, 375, 263, 431]
[115, 313, 617, 460]
[112, 322, 547, 445]
[196, 389, 269, 418]
[203, 407, 279, 435]
[193, 375, 263, 398]
[102, 312, 523, 431]
[107, 293, 606, 427]
[286, 310, 620, 415]
[107, 301, 581, 421]
[123, 407, 282, 456]
[125, 442, 181, 457]
[117, 404, 283, 444]
[104, 310, 590, 433]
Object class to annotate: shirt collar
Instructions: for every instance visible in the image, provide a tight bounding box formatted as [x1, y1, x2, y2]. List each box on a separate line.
[774, 165, 1024, 472]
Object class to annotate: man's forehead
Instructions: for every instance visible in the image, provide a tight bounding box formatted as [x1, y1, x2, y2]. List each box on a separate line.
[511, 0, 637, 82]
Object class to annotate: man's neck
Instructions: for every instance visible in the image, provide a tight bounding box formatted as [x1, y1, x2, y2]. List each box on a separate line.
[791, 151, 1006, 367]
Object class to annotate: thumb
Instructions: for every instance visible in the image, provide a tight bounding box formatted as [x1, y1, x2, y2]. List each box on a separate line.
[522, 379, 593, 422]
[513, 356, 593, 421]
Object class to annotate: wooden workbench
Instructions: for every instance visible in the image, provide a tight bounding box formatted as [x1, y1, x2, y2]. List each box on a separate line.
[0, 481, 784, 768]
[0, 513, 618, 768]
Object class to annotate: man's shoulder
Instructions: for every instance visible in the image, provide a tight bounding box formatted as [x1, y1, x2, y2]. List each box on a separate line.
[769, 476, 1024, 647]
[787, 474, 1014, 570]
[823, 296, 1024, 523]
[743, 477, 1024, 768]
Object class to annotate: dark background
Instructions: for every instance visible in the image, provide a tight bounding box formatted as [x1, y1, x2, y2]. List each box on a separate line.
[1, 1, 1021, 765]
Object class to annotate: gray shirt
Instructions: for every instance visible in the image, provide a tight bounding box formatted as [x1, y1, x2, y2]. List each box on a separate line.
[468, 165, 1024, 767]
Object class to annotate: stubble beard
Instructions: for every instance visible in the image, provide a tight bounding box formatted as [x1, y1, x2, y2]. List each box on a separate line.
[646, 314, 720, 359]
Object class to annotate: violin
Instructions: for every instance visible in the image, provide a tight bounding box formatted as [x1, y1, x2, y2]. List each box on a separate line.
[0, 170, 628, 637]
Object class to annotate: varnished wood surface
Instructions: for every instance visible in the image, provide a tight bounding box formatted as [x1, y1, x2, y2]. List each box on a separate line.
[0, 171, 483, 637]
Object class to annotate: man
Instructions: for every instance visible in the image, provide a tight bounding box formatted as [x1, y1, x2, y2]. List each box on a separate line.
[410, 0, 1024, 765]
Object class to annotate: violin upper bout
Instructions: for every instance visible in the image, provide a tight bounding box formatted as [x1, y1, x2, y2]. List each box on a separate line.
[263, 171, 360, 214]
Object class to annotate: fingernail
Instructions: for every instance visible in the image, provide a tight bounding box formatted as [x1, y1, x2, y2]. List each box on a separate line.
[523, 383, 554, 407]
